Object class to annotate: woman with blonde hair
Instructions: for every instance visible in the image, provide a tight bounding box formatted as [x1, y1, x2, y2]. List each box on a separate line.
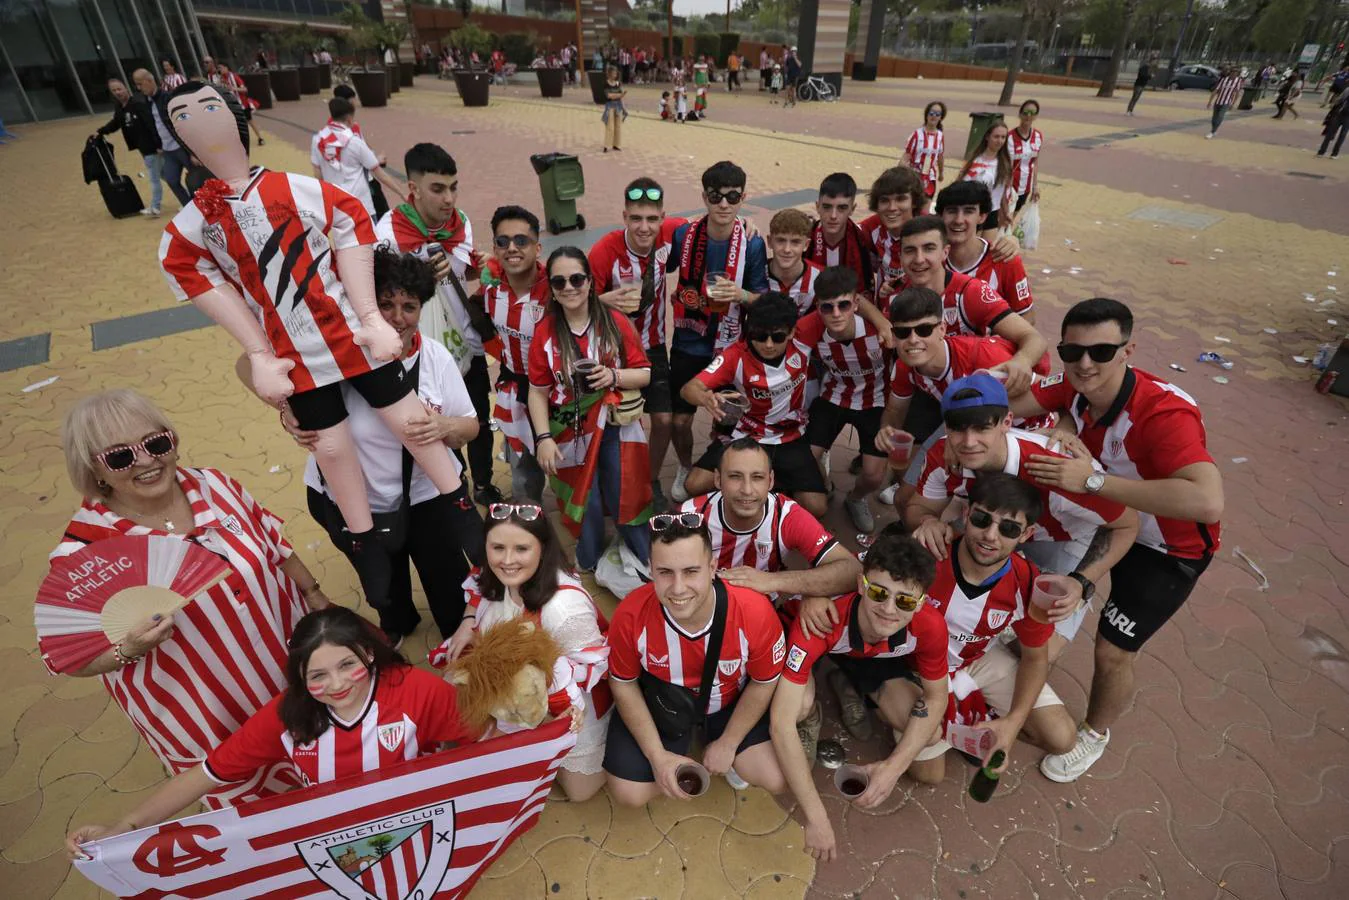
[46, 388, 331, 808]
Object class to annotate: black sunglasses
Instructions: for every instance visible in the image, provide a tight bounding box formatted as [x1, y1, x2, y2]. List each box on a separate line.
[1057, 341, 1127, 364]
[488, 502, 542, 522]
[705, 189, 744, 206]
[650, 512, 705, 532]
[818, 299, 853, 314]
[626, 186, 663, 202]
[968, 507, 1026, 539]
[97, 431, 177, 472]
[493, 234, 535, 250]
[894, 322, 939, 340]
[549, 273, 589, 291]
[748, 330, 790, 344]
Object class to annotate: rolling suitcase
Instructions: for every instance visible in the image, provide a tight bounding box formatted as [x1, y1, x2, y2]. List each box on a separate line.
[86, 135, 144, 218]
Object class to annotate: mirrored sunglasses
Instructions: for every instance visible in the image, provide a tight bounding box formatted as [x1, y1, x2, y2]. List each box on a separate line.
[860, 575, 924, 612]
[626, 186, 663, 202]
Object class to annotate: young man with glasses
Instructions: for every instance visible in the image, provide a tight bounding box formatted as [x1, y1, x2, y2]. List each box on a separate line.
[771, 531, 949, 861]
[795, 267, 893, 532]
[936, 181, 1036, 324]
[679, 292, 827, 518]
[915, 473, 1078, 784]
[375, 143, 502, 507]
[903, 374, 1139, 663]
[589, 177, 690, 510]
[1009, 298, 1223, 782]
[479, 206, 548, 502]
[604, 515, 786, 804]
[669, 161, 770, 503]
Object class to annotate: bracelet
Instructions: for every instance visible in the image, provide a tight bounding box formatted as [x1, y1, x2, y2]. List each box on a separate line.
[113, 642, 140, 666]
[535, 433, 554, 444]
[611, 368, 620, 389]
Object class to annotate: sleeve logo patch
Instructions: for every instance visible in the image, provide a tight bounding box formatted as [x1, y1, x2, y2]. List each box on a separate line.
[1039, 372, 1064, 387]
[785, 645, 807, 672]
[772, 633, 786, 665]
[1016, 280, 1030, 301]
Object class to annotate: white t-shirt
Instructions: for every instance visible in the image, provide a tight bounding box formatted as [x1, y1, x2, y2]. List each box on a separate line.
[310, 120, 380, 215]
[304, 338, 474, 512]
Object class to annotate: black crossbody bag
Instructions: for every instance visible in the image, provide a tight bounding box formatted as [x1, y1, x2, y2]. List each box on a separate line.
[638, 579, 728, 740]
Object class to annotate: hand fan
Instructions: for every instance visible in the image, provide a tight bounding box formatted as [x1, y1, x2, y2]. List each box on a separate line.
[35, 535, 231, 672]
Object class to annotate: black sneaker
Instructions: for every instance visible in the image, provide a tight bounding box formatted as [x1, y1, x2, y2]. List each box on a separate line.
[348, 536, 393, 610]
[473, 483, 505, 507]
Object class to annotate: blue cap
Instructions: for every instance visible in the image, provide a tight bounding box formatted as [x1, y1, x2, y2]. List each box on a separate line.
[941, 372, 1009, 413]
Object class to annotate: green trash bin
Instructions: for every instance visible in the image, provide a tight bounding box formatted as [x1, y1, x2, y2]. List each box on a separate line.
[965, 111, 1006, 159]
[530, 153, 587, 234]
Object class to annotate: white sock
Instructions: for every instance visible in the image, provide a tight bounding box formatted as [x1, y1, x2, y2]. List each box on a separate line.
[1082, 723, 1108, 742]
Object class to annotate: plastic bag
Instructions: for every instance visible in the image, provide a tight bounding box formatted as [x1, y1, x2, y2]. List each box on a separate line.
[594, 536, 650, 601]
[418, 284, 473, 374]
[1020, 201, 1040, 251]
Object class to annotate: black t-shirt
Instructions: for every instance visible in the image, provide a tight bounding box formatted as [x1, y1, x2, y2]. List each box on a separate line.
[1134, 64, 1151, 87]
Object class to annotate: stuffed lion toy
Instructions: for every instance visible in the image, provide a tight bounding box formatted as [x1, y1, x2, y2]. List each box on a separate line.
[445, 619, 579, 736]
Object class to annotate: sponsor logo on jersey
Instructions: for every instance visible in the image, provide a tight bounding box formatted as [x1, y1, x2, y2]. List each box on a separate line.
[1039, 372, 1064, 387]
[785, 645, 808, 673]
[1015, 279, 1031, 302]
[648, 654, 669, 668]
[772, 634, 786, 665]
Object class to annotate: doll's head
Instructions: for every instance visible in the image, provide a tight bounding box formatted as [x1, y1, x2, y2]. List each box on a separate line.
[447, 619, 560, 732]
[165, 82, 250, 181]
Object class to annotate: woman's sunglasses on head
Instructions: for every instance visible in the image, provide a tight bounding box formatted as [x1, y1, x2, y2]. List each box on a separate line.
[549, 273, 589, 291]
[489, 503, 543, 522]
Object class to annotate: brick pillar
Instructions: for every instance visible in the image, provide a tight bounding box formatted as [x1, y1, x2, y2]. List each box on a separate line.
[798, 0, 850, 93]
[580, 0, 609, 65]
[853, 0, 885, 67]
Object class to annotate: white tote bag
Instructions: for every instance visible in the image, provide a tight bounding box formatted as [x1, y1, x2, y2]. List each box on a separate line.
[1019, 201, 1041, 251]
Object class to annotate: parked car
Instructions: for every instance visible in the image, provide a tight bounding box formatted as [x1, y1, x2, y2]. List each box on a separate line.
[1169, 64, 1222, 91]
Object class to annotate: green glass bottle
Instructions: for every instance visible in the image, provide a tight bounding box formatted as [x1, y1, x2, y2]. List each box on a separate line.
[968, 750, 1006, 803]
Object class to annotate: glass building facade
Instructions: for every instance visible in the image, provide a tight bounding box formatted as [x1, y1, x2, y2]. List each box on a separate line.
[0, 0, 209, 123]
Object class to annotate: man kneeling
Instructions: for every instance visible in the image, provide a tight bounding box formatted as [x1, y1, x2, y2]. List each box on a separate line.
[770, 531, 949, 861]
[604, 513, 787, 804]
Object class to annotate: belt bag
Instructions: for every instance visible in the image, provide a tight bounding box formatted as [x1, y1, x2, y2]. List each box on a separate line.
[611, 388, 645, 425]
[637, 579, 728, 739]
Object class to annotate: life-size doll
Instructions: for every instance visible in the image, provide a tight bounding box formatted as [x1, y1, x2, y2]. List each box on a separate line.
[157, 82, 465, 607]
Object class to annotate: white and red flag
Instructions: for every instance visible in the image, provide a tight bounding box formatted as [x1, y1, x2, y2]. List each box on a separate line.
[74, 718, 576, 899]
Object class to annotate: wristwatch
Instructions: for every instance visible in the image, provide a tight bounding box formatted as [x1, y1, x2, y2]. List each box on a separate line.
[1066, 572, 1096, 602]
[1084, 472, 1106, 494]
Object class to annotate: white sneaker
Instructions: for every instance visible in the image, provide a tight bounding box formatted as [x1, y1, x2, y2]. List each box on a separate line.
[669, 466, 691, 503]
[139, 207, 160, 218]
[878, 483, 899, 506]
[724, 767, 749, 790]
[1039, 725, 1110, 783]
[845, 496, 874, 533]
[1205, 132, 1214, 139]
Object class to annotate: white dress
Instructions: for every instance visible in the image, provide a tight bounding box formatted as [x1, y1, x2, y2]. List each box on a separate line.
[473, 574, 611, 774]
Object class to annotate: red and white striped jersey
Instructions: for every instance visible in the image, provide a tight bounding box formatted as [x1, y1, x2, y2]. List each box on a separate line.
[945, 239, 1034, 315]
[159, 168, 380, 393]
[608, 581, 785, 715]
[680, 491, 840, 575]
[588, 218, 687, 350]
[527, 310, 650, 408]
[482, 262, 548, 376]
[1007, 127, 1042, 197]
[49, 467, 309, 808]
[805, 220, 875, 292]
[961, 157, 1014, 211]
[1212, 75, 1245, 108]
[896, 270, 1016, 341]
[926, 544, 1054, 672]
[859, 213, 902, 301]
[914, 429, 1130, 545]
[310, 119, 380, 214]
[694, 339, 813, 444]
[889, 333, 1017, 402]
[767, 259, 823, 317]
[794, 310, 890, 410]
[1031, 368, 1221, 559]
[782, 593, 949, 685]
[905, 127, 945, 194]
[204, 665, 476, 788]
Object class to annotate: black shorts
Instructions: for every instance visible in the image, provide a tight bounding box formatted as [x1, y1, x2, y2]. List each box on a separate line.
[642, 343, 673, 415]
[1099, 543, 1211, 652]
[979, 210, 1000, 232]
[694, 437, 828, 495]
[288, 362, 412, 431]
[669, 348, 713, 416]
[902, 391, 944, 445]
[804, 398, 885, 457]
[832, 653, 921, 702]
[602, 693, 772, 782]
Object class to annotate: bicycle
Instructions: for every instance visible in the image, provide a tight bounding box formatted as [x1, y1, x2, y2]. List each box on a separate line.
[797, 74, 836, 102]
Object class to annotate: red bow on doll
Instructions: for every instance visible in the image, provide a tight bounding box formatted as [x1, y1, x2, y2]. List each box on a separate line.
[194, 179, 233, 217]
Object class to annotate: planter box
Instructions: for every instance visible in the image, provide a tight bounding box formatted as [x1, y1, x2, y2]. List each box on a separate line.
[271, 67, 301, 102]
[452, 70, 490, 107]
[586, 69, 608, 104]
[535, 67, 565, 98]
[299, 66, 320, 95]
[387, 62, 401, 94]
[851, 62, 877, 81]
[400, 64, 414, 87]
[318, 62, 331, 89]
[351, 70, 388, 108]
[241, 72, 272, 109]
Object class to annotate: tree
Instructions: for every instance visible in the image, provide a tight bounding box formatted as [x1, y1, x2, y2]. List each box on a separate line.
[1095, 0, 1139, 97]
[998, 0, 1040, 105]
[337, 3, 381, 70]
[368, 836, 394, 858]
[1252, 0, 1315, 53]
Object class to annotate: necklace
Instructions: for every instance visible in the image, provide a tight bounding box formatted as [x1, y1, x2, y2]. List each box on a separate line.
[109, 493, 188, 532]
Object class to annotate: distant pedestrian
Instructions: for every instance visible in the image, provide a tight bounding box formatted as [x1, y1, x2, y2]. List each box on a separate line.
[759, 48, 771, 91]
[1317, 94, 1349, 159]
[1127, 54, 1157, 116]
[159, 59, 185, 92]
[1320, 63, 1349, 108]
[1273, 73, 1303, 120]
[1205, 67, 1244, 139]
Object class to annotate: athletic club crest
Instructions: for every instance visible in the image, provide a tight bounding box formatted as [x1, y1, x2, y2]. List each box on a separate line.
[378, 721, 406, 752]
[754, 540, 773, 558]
[298, 802, 456, 900]
[986, 609, 1011, 630]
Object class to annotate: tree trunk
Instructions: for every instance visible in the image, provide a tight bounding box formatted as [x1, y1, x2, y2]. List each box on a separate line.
[998, 10, 1035, 105]
[1097, 0, 1140, 98]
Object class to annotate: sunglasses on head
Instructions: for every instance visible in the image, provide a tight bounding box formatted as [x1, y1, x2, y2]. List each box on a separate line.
[626, 186, 663, 202]
[97, 431, 177, 472]
[968, 507, 1027, 539]
[1057, 341, 1127, 364]
[894, 322, 939, 340]
[488, 502, 543, 522]
[818, 298, 853, 315]
[860, 575, 924, 612]
[549, 273, 589, 291]
[650, 512, 705, 532]
[705, 189, 744, 206]
[748, 330, 790, 344]
[493, 234, 535, 250]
